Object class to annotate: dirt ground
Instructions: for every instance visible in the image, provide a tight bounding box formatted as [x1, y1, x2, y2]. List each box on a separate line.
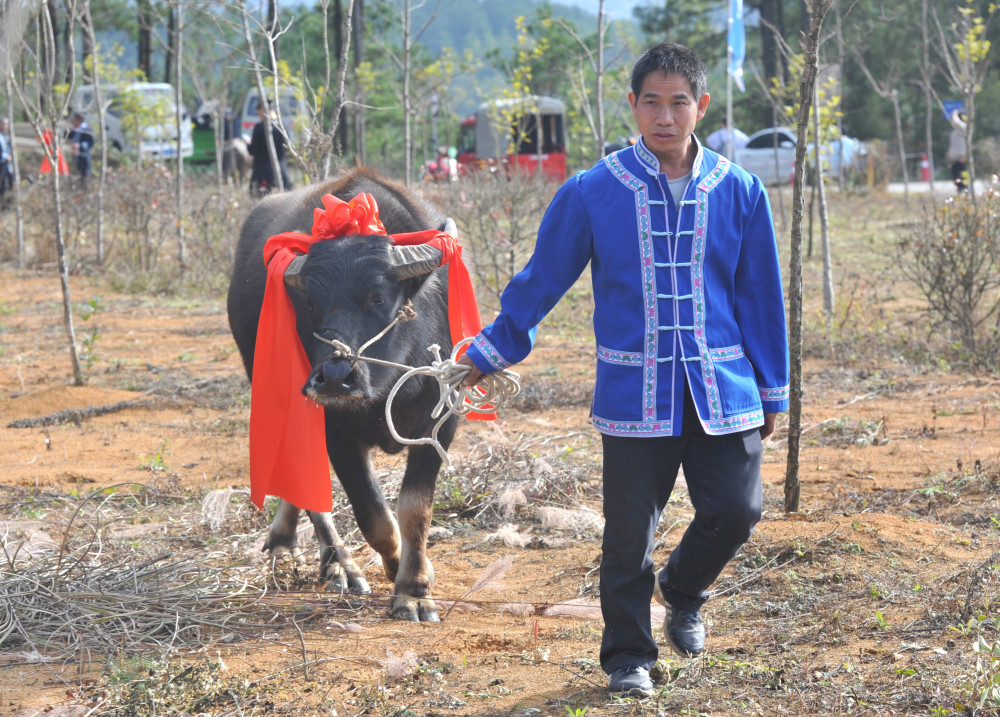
[1, 262, 999, 717]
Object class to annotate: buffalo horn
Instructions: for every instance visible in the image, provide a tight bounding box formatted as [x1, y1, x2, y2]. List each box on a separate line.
[283, 254, 308, 290]
[388, 243, 442, 279]
[440, 217, 458, 238]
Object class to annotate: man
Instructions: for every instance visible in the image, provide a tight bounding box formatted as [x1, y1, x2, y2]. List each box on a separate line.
[68, 112, 95, 189]
[460, 43, 789, 698]
[247, 100, 292, 198]
[946, 109, 968, 193]
[0, 117, 14, 199]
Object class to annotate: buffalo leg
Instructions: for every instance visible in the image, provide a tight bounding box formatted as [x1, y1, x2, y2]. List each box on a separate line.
[326, 427, 403, 587]
[263, 499, 306, 563]
[306, 510, 371, 594]
[263, 499, 370, 594]
[390, 417, 457, 622]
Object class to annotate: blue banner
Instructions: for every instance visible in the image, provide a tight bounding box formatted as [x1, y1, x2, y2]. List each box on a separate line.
[728, 0, 746, 92]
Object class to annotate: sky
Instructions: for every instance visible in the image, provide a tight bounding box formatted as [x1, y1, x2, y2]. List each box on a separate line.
[555, 0, 646, 20]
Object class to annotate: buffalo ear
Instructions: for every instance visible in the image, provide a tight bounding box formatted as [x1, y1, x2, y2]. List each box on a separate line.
[439, 217, 458, 238]
[283, 254, 307, 291]
[388, 243, 442, 279]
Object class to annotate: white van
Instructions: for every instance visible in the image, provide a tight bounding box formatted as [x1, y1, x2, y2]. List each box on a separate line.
[238, 87, 307, 144]
[72, 82, 194, 160]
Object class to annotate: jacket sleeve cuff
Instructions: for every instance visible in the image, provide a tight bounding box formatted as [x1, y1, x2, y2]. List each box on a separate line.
[467, 335, 514, 373]
[760, 385, 789, 414]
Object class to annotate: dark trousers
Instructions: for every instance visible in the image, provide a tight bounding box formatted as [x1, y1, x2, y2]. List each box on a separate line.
[951, 160, 968, 192]
[598, 388, 763, 673]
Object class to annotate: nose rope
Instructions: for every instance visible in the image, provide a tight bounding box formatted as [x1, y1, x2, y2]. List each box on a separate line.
[312, 309, 520, 464]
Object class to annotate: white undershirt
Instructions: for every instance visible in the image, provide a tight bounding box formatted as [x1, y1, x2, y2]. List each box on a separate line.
[667, 172, 692, 209]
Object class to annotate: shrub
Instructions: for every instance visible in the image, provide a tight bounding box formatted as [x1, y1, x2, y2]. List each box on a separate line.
[895, 188, 1000, 368]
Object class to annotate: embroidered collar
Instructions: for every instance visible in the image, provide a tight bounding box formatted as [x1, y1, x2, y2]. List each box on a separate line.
[633, 134, 707, 180]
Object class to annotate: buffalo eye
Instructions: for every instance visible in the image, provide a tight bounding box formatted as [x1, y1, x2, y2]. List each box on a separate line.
[369, 291, 386, 307]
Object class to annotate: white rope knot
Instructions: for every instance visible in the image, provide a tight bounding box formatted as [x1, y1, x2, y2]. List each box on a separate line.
[312, 326, 520, 464]
[384, 338, 520, 464]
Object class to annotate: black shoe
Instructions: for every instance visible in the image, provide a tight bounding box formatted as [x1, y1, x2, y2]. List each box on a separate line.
[607, 665, 654, 697]
[665, 606, 705, 657]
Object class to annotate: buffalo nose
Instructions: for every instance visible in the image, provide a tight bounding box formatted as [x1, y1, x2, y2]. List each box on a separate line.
[322, 360, 352, 385]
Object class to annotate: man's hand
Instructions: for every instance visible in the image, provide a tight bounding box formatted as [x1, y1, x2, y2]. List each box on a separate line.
[457, 354, 483, 387]
[760, 412, 777, 439]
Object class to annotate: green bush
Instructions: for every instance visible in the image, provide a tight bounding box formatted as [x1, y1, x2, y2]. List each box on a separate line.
[895, 188, 1000, 369]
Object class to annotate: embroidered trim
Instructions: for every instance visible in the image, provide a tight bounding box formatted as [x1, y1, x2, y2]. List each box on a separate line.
[760, 385, 790, 401]
[472, 335, 512, 371]
[634, 138, 658, 172]
[690, 180, 720, 419]
[593, 416, 673, 435]
[708, 345, 745, 362]
[606, 152, 658, 422]
[704, 408, 764, 433]
[597, 346, 643, 365]
[699, 155, 730, 192]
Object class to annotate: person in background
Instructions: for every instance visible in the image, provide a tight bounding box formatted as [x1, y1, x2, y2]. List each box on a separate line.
[68, 112, 95, 190]
[0, 117, 14, 200]
[704, 119, 749, 157]
[946, 109, 969, 194]
[247, 100, 292, 198]
[459, 42, 789, 699]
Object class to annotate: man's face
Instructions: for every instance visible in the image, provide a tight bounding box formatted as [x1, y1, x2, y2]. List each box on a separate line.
[628, 70, 709, 165]
[0, 121, 8, 134]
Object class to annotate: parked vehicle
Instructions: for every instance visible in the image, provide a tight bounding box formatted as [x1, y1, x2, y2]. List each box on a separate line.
[456, 95, 566, 181]
[238, 88, 307, 145]
[733, 126, 863, 185]
[72, 82, 193, 160]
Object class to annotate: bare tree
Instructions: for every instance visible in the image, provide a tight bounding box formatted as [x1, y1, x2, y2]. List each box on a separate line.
[372, 0, 442, 186]
[237, 1, 288, 192]
[173, 0, 185, 268]
[81, 0, 107, 265]
[784, 0, 834, 514]
[10, 0, 85, 385]
[353, 0, 366, 165]
[550, 0, 634, 164]
[138, 0, 153, 79]
[931, 0, 996, 201]
[811, 83, 832, 318]
[852, 38, 911, 204]
[1, 0, 33, 267]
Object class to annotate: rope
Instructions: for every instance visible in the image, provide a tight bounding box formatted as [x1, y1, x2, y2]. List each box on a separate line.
[313, 305, 520, 464]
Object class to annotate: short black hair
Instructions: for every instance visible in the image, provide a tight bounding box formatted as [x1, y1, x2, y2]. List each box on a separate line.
[70, 111, 84, 122]
[631, 43, 708, 100]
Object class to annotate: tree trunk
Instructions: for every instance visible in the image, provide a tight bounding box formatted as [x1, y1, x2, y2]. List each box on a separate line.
[5, 74, 26, 269]
[82, 0, 106, 266]
[43, 0, 58, 99]
[595, 0, 605, 161]
[785, 0, 833, 514]
[353, 0, 366, 165]
[813, 83, 833, 319]
[892, 90, 909, 205]
[138, 0, 153, 80]
[922, 0, 936, 193]
[165, 6, 176, 84]
[174, 2, 186, 271]
[403, 0, 412, 186]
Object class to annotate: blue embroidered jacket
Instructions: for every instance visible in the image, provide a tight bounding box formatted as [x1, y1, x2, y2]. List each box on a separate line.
[466, 136, 790, 437]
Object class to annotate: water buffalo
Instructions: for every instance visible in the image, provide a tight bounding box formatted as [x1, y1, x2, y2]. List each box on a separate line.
[227, 168, 462, 621]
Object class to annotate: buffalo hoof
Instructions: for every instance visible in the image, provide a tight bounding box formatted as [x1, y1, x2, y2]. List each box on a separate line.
[323, 563, 371, 595]
[391, 596, 440, 622]
[263, 539, 306, 567]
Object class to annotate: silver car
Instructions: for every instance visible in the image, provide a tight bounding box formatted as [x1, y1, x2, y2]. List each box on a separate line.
[733, 126, 861, 185]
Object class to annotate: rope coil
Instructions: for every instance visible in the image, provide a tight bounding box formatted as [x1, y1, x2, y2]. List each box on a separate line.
[313, 306, 519, 464]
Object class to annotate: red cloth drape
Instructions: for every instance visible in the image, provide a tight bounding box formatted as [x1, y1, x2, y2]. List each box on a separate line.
[38, 129, 69, 175]
[249, 192, 490, 512]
